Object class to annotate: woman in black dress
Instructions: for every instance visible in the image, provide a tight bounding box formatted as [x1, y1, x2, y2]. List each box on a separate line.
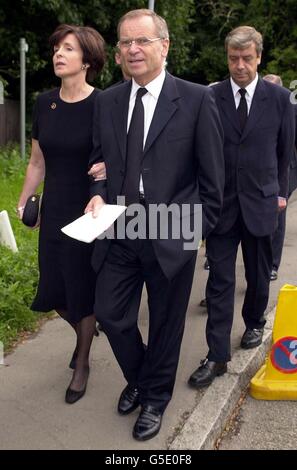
[18, 24, 106, 404]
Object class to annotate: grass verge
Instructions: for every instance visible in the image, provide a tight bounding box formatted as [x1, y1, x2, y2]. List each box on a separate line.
[0, 144, 52, 352]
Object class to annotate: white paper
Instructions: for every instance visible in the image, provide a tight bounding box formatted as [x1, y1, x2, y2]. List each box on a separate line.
[61, 204, 126, 243]
[0, 210, 18, 252]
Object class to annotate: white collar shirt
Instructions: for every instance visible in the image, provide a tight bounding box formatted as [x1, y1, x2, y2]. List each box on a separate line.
[230, 73, 259, 113]
[127, 69, 166, 194]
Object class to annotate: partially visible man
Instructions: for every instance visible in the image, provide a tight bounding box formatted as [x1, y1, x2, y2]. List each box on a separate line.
[263, 74, 283, 86]
[86, 9, 224, 440]
[189, 26, 295, 389]
[263, 74, 297, 281]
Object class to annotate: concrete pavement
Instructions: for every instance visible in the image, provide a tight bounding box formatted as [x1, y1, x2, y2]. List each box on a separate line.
[217, 392, 297, 450]
[216, 195, 297, 450]
[1, 195, 296, 450]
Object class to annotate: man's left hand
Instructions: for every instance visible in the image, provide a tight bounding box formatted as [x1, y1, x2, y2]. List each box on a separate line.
[278, 196, 287, 211]
[88, 162, 106, 181]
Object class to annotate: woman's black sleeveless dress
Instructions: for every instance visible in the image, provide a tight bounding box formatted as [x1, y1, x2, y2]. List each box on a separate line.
[31, 88, 99, 323]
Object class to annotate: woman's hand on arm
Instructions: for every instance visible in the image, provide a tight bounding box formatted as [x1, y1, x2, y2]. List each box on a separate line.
[87, 161, 106, 181]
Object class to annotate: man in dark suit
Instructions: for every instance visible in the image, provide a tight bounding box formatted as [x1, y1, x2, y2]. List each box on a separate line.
[263, 74, 297, 281]
[86, 8, 224, 440]
[189, 26, 295, 389]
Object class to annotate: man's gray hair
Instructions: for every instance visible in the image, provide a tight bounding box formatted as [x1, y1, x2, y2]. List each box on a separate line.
[117, 8, 169, 40]
[225, 26, 263, 56]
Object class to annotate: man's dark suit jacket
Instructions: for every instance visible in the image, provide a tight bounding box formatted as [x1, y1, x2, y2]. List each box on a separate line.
[289, 105, 297, 194]
[212, 78, 295, 237]
[90, 72, 224, 280]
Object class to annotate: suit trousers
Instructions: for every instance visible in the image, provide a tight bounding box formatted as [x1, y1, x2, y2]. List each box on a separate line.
[205, 213, 272, 362]
[271, 207, 286, 270]
[94, 236, 196, 412]
[271, 189, 294, 271]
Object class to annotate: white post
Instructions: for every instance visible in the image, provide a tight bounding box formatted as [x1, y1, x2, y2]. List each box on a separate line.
[0, 80, 3, 104]
[20, 38, 28, 159]
[0, 341, 4, 365]
[148, 0, 155, 11]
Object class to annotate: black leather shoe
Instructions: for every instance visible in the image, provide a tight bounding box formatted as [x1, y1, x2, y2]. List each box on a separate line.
[118, 385, 140, 415]
[96, 322, 103, 332]
[133, 405, 163, 441]
[188, 358, 227, 388]
[94, 325, 100, 336]
[240, 328, 264, 349]
[204, 258, 210, 270]
[270, 269, 278, 281]
[199, 298, 207, 308]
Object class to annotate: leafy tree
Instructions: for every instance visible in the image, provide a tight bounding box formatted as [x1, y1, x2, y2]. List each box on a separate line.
[0, 0, 296, 105]
[243, 0, 297, 86]
[0, 0, 194, 103]
[187, 0, 297, 87]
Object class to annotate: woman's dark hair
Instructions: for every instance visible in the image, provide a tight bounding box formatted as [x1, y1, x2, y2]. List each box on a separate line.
[49, 24, 106, 81]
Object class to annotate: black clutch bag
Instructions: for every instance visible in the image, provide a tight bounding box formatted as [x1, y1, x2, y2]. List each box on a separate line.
[22, 194, 42, 227]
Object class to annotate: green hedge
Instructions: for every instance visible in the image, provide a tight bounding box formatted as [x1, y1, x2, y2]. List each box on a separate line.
[0, 145, 49, 350]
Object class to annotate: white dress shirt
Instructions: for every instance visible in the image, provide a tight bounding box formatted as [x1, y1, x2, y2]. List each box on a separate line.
[127, 69, 166, 194]
[230, 73, 259, 113]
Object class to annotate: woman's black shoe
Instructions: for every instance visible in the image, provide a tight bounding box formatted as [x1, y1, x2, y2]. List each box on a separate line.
[65, 368, 89, 404]
[65, 385, 87, 404]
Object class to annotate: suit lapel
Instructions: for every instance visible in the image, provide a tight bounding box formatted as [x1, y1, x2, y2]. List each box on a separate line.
[241, 78, 268, 140]
[143, 73, 180, 156]
[219, 80, 242, 135]
[111, 81, 131, 161]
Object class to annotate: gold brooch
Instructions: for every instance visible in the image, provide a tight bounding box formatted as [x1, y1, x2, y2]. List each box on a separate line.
[50, 102, 56, 109]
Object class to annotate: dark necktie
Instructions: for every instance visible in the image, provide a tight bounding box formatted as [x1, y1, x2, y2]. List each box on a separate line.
[121, 87, 148, 205]
[237, 88, 248, 131]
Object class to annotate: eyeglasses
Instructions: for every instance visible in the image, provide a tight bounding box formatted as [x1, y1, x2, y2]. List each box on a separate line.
[117, 37, 164, 49]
